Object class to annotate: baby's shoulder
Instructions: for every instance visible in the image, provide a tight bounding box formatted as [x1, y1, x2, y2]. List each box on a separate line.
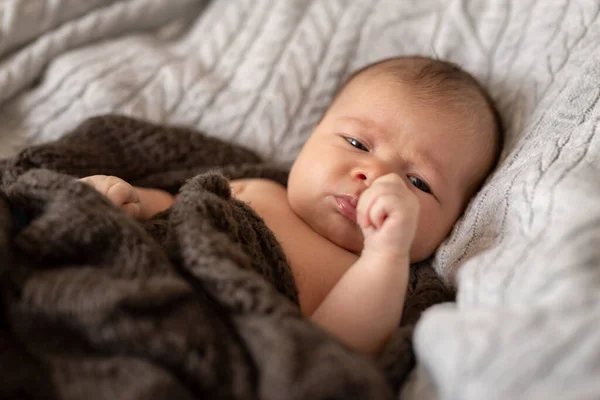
[230, 178, 286, 198]
[229, 177, 297, 238]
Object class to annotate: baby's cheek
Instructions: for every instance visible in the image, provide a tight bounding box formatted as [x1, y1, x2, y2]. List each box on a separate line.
[411, 206, 442, 262]
[288, 187, 319, 232]
[286, 189, 305, 220]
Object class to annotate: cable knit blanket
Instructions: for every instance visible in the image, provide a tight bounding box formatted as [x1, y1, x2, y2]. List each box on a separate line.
[0, 1, 599, 399]
[0, 114, 452, 399]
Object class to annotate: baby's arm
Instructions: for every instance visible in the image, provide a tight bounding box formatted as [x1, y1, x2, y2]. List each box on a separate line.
[134, 186, 175, 219]
[310, 174, 419, 355]
[79, 175, 174, 220]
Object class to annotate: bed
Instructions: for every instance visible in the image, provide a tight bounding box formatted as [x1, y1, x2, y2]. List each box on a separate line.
[0, 1, 599, 399]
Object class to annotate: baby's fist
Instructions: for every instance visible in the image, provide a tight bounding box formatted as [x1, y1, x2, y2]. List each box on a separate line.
[79, 175, 141, 218]
[356, 173, 420, 258]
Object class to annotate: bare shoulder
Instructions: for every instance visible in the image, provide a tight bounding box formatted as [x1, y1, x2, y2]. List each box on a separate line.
[230, 178, 287, 199]
[229, 177, 300, 243]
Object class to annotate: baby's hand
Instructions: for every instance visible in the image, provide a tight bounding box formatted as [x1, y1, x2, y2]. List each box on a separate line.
[79, 175, 141, 219]
[356, 173, 420, 259]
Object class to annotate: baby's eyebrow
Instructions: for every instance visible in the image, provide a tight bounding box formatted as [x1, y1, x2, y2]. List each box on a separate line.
[339, 116, 386, 138]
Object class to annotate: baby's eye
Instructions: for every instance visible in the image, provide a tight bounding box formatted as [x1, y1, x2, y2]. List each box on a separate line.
[345, 137, 368, 151]
[408, 176, 431, 194]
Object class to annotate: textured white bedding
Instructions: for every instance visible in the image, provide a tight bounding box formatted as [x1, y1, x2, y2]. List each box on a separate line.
[0, 1, 599, 398]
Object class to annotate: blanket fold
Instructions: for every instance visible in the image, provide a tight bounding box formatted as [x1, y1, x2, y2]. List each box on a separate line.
[0, 114, 453, 399]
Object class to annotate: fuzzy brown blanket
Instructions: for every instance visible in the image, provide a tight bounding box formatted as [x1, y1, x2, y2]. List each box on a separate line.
[0, 115, 454, 400]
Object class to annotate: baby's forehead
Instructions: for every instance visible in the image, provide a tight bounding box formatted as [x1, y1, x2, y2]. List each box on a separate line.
[336, 58, 499, 140]
[341, 58, 443, 91]
[337, 69, 485, 126]
[342, 58, 485, 104]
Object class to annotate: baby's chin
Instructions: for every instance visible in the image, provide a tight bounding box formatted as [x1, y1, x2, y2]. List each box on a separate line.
[308, 214, 364, 254]
[288, 196, 364, 253]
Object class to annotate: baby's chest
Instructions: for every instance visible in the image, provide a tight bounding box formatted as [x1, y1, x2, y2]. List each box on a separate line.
[229, 178, 355, 315]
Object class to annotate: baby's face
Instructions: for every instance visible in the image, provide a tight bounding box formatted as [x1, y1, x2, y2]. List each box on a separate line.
[287, 72, 496, 262]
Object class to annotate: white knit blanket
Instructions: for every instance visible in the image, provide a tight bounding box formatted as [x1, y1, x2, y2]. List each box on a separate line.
[0, 1, 599, 399]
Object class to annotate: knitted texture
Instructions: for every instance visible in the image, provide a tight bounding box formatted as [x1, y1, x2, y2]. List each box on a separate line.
[0, 114, 453, 399]
[1, 1, 600, 399]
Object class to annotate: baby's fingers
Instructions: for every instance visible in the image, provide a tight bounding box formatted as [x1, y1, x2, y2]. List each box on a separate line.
[78, 175, 106, 190]
[371, 173, 405, 187]
[367, 193, 399, 229]
[356, 186, 379, 228]
[357, 173, 406, 228]
[107, 181, 140, 207]
[121, 202, 141, 219]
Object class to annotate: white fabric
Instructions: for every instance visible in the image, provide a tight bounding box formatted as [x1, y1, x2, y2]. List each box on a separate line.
[0, 1, 599, 398]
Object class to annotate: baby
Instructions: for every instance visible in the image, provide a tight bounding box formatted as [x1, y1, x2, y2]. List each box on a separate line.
[80, 56, 502, 354]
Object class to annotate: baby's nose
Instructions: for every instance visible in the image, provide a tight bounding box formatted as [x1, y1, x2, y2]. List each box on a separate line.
[352, 164, 389, 186]
[355, 172, 367, 181]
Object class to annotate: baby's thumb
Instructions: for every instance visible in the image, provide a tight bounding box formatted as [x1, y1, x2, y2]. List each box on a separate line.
[121, 202, 141, 219]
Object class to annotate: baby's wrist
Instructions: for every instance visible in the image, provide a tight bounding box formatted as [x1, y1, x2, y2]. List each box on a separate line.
[360, 247, 410, 266]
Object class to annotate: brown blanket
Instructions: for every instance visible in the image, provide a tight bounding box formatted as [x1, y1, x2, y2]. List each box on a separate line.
[0, 115, 454, 400]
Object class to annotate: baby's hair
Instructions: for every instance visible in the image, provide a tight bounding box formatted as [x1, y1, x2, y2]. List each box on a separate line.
[336, 55, 504, 170]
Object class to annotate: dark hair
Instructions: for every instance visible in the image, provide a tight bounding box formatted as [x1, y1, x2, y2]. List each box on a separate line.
[336, 56, 504, 169]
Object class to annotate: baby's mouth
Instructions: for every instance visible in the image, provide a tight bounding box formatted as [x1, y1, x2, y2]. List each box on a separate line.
[334, 195, 358, 223]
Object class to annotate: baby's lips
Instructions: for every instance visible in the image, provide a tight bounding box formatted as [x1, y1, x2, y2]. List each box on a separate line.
[335, 195, 358, 223]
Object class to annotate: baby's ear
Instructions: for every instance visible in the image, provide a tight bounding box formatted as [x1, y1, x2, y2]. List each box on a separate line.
[182, 170, 231, 199]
